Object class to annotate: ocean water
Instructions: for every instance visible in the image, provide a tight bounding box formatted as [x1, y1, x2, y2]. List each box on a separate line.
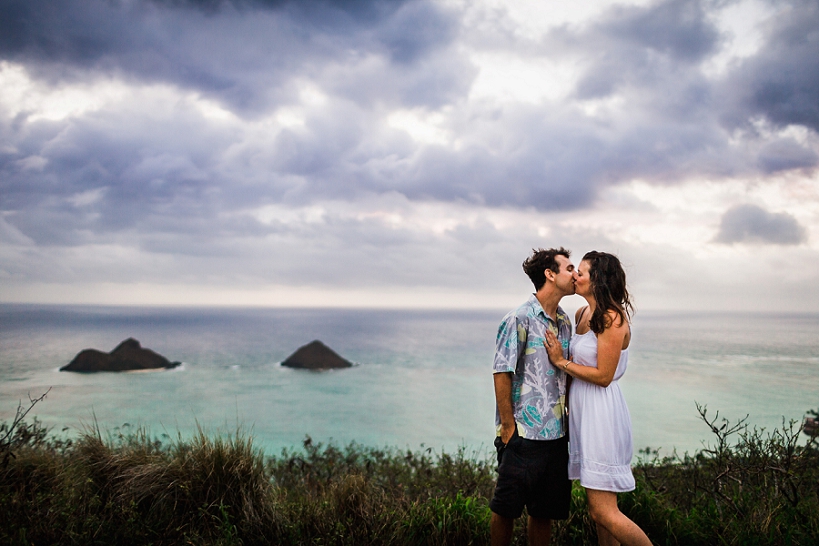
[1, 304, 817, 458]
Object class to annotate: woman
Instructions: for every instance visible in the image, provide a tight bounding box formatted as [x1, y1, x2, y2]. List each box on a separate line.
[544, 251, 651, 546]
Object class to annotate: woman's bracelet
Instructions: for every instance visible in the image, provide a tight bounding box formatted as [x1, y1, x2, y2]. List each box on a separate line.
[562, 360, 571, 370]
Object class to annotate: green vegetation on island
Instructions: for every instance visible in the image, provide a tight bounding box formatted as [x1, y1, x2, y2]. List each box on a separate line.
[1, 396, 817, 545]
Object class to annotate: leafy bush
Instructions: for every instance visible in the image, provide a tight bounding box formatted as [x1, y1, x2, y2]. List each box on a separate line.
[2, 398, 817, 545]
[632, 404, 819, 545]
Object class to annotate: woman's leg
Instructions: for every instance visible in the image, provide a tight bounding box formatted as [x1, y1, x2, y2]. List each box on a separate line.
[586, 488, 651, 546]
[596, 522, 620, 546]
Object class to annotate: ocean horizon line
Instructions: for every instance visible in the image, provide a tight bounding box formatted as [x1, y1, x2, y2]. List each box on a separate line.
[3, 301, 819, 317]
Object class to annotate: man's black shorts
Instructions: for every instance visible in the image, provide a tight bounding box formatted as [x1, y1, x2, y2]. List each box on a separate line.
[489, 430, 571, 521]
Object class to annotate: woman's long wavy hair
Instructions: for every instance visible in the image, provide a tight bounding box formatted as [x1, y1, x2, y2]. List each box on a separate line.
[584, 251, 633, 334]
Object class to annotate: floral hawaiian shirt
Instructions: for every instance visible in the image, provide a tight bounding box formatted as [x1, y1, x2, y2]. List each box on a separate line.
[493, 294, 571, 441]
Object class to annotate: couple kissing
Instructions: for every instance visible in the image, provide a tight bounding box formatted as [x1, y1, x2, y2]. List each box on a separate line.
[490, 248, 651, 546]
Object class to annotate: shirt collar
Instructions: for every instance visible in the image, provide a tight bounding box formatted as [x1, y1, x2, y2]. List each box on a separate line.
[527, 294, 565, 325]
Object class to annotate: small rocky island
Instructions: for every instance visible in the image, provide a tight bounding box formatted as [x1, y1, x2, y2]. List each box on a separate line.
[281, 340, 353, 370]
[60, 338, 181, 372]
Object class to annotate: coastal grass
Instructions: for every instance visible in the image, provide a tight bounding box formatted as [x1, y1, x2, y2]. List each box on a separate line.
[1, 404, 817, 545]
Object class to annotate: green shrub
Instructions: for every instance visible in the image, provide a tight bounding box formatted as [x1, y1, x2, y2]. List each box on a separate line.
[633, 405, 819, 545]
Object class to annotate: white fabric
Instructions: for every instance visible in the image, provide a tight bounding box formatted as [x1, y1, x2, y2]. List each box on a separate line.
[567, 330, 636, 492]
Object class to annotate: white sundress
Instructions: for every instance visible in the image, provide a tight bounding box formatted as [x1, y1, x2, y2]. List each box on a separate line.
[567, 330, 635, 492]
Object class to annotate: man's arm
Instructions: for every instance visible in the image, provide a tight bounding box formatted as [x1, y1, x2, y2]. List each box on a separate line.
[493, 372, 516, 444]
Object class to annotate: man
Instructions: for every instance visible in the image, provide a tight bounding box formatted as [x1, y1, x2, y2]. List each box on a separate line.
[490, 247, 575, 546]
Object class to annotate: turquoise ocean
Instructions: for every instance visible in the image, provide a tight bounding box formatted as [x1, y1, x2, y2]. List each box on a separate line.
[1, 304, 817, 458]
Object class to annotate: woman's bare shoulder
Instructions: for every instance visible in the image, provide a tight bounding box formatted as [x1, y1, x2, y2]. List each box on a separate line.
[604, 308, 629, 331]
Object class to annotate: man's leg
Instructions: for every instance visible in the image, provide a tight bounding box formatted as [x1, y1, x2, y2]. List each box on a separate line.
[524, 436, 569, 546]
[527, 515, 552, 546]
[490, 511, 515, 546]
[490, 431, 526, 546]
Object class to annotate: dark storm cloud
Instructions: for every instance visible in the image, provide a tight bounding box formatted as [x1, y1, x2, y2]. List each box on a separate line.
[0, 0, 458, 112]
[528, 0, 819, 191]
[152, 0, 405, 19]
[756, 137, 818, 173]
[384, 110, 608, 209]
[570, 0, 721, 100]
[0, 0, 408, 61]
[247, 103, 609, 209]
[0, 101, 239, 245]
[603, 0, 720, 61]
[724, 0, 819, 132]
[715, 204, 807, 245]
[374, 0, 456, 64]
[0, 0, 295, 112]
[2, 0, 819, 267]
[371, 0, 740, 209]
[572, 0, 720, 100]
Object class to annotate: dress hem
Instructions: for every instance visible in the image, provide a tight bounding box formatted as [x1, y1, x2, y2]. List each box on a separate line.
[569, 462, 635, 493]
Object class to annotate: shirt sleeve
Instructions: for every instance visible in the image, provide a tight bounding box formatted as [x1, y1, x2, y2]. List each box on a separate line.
[493, 313, 525, 374]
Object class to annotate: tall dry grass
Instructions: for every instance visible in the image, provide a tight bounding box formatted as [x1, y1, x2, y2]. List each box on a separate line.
[1, 419, 276, 545]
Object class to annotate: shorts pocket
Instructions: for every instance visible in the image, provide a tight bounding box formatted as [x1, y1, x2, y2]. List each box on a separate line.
[494, 427, 520, 466]
[494, 435, 505, 466]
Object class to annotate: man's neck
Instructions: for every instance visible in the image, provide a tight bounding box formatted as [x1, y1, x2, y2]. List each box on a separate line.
[535, 287, 562, 320]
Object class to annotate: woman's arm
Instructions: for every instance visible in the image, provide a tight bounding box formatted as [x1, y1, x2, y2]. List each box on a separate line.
[544, 310, 627, 388]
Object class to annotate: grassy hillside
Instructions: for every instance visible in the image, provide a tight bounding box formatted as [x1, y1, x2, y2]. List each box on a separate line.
[2, 399, 817, 545]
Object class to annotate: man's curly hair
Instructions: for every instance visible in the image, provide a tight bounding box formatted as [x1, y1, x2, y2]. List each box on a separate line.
[522, 247, 571, 291]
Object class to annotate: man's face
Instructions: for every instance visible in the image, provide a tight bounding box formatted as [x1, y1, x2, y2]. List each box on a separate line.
[551, 255, 576, 296]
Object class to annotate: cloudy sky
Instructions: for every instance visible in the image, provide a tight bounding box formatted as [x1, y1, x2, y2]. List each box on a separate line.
[0, 0, 817, 311]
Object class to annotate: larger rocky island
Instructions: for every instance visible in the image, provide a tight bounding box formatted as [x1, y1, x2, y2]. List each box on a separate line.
[60, 338, 181, 372]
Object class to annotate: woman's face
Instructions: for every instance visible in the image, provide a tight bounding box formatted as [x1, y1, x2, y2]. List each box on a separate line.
[574, 260, 592, 298]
